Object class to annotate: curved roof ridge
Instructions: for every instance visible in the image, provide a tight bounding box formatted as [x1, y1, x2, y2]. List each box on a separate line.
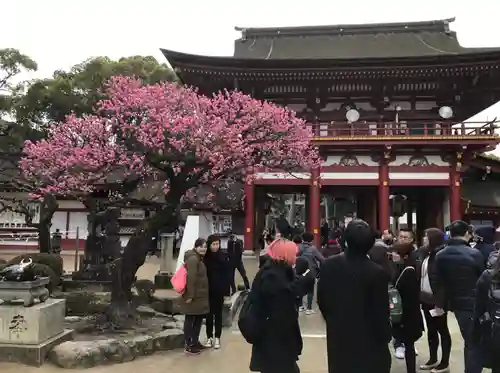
[235, 18, 456, 38]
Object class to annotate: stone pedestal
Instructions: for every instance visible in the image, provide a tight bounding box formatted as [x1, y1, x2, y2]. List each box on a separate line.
[0, 298, 73, 366]
[154, 233, 175, 289]
[0, 277, 50, 307]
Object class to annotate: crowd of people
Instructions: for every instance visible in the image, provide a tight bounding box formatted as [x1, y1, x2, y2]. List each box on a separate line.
[179, 233, 250, 354]
[177, 218, 500, 373]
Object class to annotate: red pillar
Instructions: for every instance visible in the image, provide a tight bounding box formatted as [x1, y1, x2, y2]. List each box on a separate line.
[450, 162, 462, 222]
[378, 160, 390, 232]
[244, 180, 255, 250]
[309, 168, 321, 248]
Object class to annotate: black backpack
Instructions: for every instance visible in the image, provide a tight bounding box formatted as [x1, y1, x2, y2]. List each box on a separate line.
[238, 288, 267, 344]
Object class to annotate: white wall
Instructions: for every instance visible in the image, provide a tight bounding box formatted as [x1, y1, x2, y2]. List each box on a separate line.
[67, 211, 88, 239]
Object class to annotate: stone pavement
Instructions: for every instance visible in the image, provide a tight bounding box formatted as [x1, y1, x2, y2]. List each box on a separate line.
[0, 311, 474, 373]
[0, 253, 487, 372]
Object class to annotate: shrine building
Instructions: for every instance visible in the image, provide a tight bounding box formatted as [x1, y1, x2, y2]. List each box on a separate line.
[162, 18, 500, 249]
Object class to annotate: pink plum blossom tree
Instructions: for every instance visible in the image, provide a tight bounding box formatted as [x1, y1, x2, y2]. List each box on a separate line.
[20, 76, 320, 317]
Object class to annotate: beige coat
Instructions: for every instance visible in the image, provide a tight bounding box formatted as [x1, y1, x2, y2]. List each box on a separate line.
[179, 249, 210, 315]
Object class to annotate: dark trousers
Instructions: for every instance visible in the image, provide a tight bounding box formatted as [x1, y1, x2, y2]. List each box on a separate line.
[231, 261, 250, 293]
[454, 310, 483, 373]
[206, 295, 224, 339]
[301, 289, 315, 309]
[422, 305, 452, 366]
[183, 314, 203, 347]
[402, 339, 417, 373]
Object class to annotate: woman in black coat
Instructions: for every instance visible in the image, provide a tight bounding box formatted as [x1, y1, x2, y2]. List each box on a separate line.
[202, 234, 232, 350]
[250, 239, 304, 373]
[391, 242, 425, 373]
[418, 228, 451, 372]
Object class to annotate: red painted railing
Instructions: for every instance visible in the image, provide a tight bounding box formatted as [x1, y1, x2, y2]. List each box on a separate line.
[308, 121, 499, 138]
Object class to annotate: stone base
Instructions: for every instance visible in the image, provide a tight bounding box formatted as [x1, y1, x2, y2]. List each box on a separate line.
[154, 272, 173, 290]
[151, 289, 181, 314]
[0, 298, 66, 344]
[61, 278, 112, 292]
[0, 329, 73, 366]
[49, 329, 183, 369]
[0, 277, 50, 307]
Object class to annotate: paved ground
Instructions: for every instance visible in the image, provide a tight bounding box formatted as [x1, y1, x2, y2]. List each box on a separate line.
[0, 252, 487, 372]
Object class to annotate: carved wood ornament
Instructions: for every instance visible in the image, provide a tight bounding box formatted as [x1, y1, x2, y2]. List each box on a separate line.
[339, 155, 360, 166]
[406, 154, 430, 167]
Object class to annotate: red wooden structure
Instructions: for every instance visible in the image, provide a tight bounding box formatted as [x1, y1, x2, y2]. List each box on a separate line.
[162, 18, 500, 248]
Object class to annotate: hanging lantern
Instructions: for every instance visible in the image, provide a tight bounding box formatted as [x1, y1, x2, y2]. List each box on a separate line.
[390, 194, 407, 218]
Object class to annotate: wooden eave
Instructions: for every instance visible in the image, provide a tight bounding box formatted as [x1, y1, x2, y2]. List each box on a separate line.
[468, 154, 500, 172]
[162, 49, 500, 81]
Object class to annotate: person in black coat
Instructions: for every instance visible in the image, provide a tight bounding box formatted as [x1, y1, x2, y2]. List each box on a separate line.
[391, 242, 425, 373]
[474, 225, 496, 266]
[227, 234, 250, 293]
[417, 228, 451, 372]
[202, 234, 232, 350]
[318, 219, 392, 373]
[435, 220, 484, 373]
[473, 257, 500, 372]
[249, 239, 304, 373]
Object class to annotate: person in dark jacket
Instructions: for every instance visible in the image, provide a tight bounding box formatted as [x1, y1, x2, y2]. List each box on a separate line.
[295, 256, 315, 309]
[249, 239, 304, 373]
[320, 218, 330, 247]
[473, 256, 500, 373]
[297, 232, 324, 314]
[180, 238, 210, 355]
[203, 234, 232, 350]
[368, 232, 394, 280]
[417, 228, 451, 373]
[393, 228, 418, 359]
[474, 226, 496, 266]
[318, 219, 392, 373]
[227, 234, 250, 293]
[276, 215, 293, 239]
[391, 242, 425, 373]
[435, 220, 484, 373]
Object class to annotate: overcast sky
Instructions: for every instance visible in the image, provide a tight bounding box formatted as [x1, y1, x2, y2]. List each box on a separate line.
[3, 0, 499, 78]
[3, 0, 500, 151]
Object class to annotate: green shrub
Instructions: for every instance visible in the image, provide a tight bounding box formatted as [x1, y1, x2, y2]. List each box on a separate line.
[8, 253, 63, 277]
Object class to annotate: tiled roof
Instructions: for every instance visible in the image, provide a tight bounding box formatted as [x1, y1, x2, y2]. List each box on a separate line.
[233, 18, 499, 59]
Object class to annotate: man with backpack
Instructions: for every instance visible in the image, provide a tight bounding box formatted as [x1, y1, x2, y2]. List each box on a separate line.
[436, 220, 485, 373]
[297, 232, 324, 314]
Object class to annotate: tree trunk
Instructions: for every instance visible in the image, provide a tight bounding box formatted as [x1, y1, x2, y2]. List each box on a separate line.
[108, 193, 180, 326]
[36, 194, 58, 253]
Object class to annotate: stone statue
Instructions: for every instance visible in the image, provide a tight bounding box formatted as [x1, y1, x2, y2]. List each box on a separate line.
[0, 258, 50, 306]
[72, 205, 121, 284]
[0, 258, 37, 282]
[51, 229, 62, 254]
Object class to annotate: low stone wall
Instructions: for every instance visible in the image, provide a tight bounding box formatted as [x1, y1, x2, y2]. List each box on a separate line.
[50, 328, 184, 369]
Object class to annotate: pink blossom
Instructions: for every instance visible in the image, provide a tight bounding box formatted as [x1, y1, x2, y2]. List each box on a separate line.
[20, 76, 320, 198]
